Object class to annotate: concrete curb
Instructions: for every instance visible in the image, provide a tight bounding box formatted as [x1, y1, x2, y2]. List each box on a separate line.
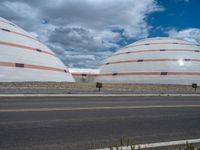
[0, 94, 200, 97]
[94, 138, 200, 150]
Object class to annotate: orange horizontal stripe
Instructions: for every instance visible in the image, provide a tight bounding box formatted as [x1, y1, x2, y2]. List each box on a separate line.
[0, 20, 15, 26]
[127, 42, 198, 48]
[0, 61, 69, 74]
[102, 59, 200, 66]
[97, 72, 200, 76]
[72, 72, 200, 77]
[114, 49, 200, 56]
[168, 72, 200, 76]
[10, 30, 36, 40]
[0, 41, 55, 56]
[0, 61, 15, 67]
[98, 72, 160, 76]
[0, 20, 37, 41]
[72, 73, 98, 76]
[25, 64, 66, 73]
[114, 50, 160, 56]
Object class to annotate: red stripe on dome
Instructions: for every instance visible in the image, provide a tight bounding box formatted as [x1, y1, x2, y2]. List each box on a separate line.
[98, 72, 160, 76]
[0, 61, 15, 67]
[72, 73, 98, 76]
[0, 41, 56, 56]
[97, 72, 200, 76]
[113, 49, 200, 56]
[0, 61, 69, 74]
[10, 30, 36, 40]
[127, 42, 197, 48]
[167, 72, 200, 75]
[0, 20, 15, 26]
[0, 20, 37, 41]
[0, 27, 37, 41]
[72, 72, 200, 77]
[102, 58, 200, 66]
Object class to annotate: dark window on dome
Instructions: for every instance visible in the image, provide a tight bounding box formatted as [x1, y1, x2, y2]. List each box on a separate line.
[36, 49, 42, 52]
[160, 49, 166, 51]
[10, 23, 15, 26]
[112, 73, 118, 76]
[184, 59, 191, 61]
[15, 63, 24, 68]
[82, 74, 87, 77]
[137, 59, 143, 62]
[1, 28, 10, 32]
[161, 72, 168, 75]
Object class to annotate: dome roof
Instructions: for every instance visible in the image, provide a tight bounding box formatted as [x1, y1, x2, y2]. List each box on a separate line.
[95, 37, 200, 85]
[0, 17, 74, 82]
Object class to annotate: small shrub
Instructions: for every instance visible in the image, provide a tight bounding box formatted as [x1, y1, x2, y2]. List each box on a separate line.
[131, 145, 135, 150]
[109, 145, 113, 150]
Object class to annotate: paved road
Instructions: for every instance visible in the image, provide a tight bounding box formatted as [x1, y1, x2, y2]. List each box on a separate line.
[0, 96, 200, 150]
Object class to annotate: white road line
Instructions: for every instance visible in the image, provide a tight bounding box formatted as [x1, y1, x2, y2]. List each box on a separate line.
[1, 105, 200, 112]
[94, 138, 200, 150]
[0, 94, 200, 97]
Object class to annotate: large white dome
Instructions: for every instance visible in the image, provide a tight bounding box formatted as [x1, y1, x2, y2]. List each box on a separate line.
[0, 17, 74, 82]
[95, 37, 200, 85]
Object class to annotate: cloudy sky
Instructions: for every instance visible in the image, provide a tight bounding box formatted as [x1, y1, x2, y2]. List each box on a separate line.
[0, 0, 200, 68]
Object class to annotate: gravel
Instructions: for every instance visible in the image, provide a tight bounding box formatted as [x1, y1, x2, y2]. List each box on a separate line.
[0, 82, 199, 94]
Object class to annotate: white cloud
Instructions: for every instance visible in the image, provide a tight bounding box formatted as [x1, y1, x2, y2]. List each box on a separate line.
[168, 28, 200, 44]
[0, 0, 163, 68]
[2, 1, 38, 19]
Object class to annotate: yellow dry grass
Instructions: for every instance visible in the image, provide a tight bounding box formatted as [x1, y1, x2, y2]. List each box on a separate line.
[0, 82, 198, 93]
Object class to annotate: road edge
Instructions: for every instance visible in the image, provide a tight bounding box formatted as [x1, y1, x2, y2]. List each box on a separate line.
[0, 94, 200, 97]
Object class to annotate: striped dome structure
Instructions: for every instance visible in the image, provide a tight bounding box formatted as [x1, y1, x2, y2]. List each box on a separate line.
[95, 37, 200, 85]
[0, 17, 74, 82]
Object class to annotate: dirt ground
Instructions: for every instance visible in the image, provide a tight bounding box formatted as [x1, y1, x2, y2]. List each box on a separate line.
[0, 82, 199, 94]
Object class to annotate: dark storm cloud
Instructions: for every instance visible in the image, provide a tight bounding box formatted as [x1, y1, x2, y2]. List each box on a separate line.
[49, 27, 94, 48]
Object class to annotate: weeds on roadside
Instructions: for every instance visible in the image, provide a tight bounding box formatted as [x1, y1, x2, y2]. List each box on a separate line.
[108, 139, 200, 150]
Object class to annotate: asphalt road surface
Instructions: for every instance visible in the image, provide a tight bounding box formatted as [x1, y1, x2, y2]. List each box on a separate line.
[0, 96, 200, 150]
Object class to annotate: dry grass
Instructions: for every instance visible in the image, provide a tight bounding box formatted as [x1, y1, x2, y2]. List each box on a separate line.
[0, 82, 199, 94]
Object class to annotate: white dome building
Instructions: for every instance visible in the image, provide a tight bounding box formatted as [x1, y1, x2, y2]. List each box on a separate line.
[0, 17, 74, 82]
[95, 37, 200, 85]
